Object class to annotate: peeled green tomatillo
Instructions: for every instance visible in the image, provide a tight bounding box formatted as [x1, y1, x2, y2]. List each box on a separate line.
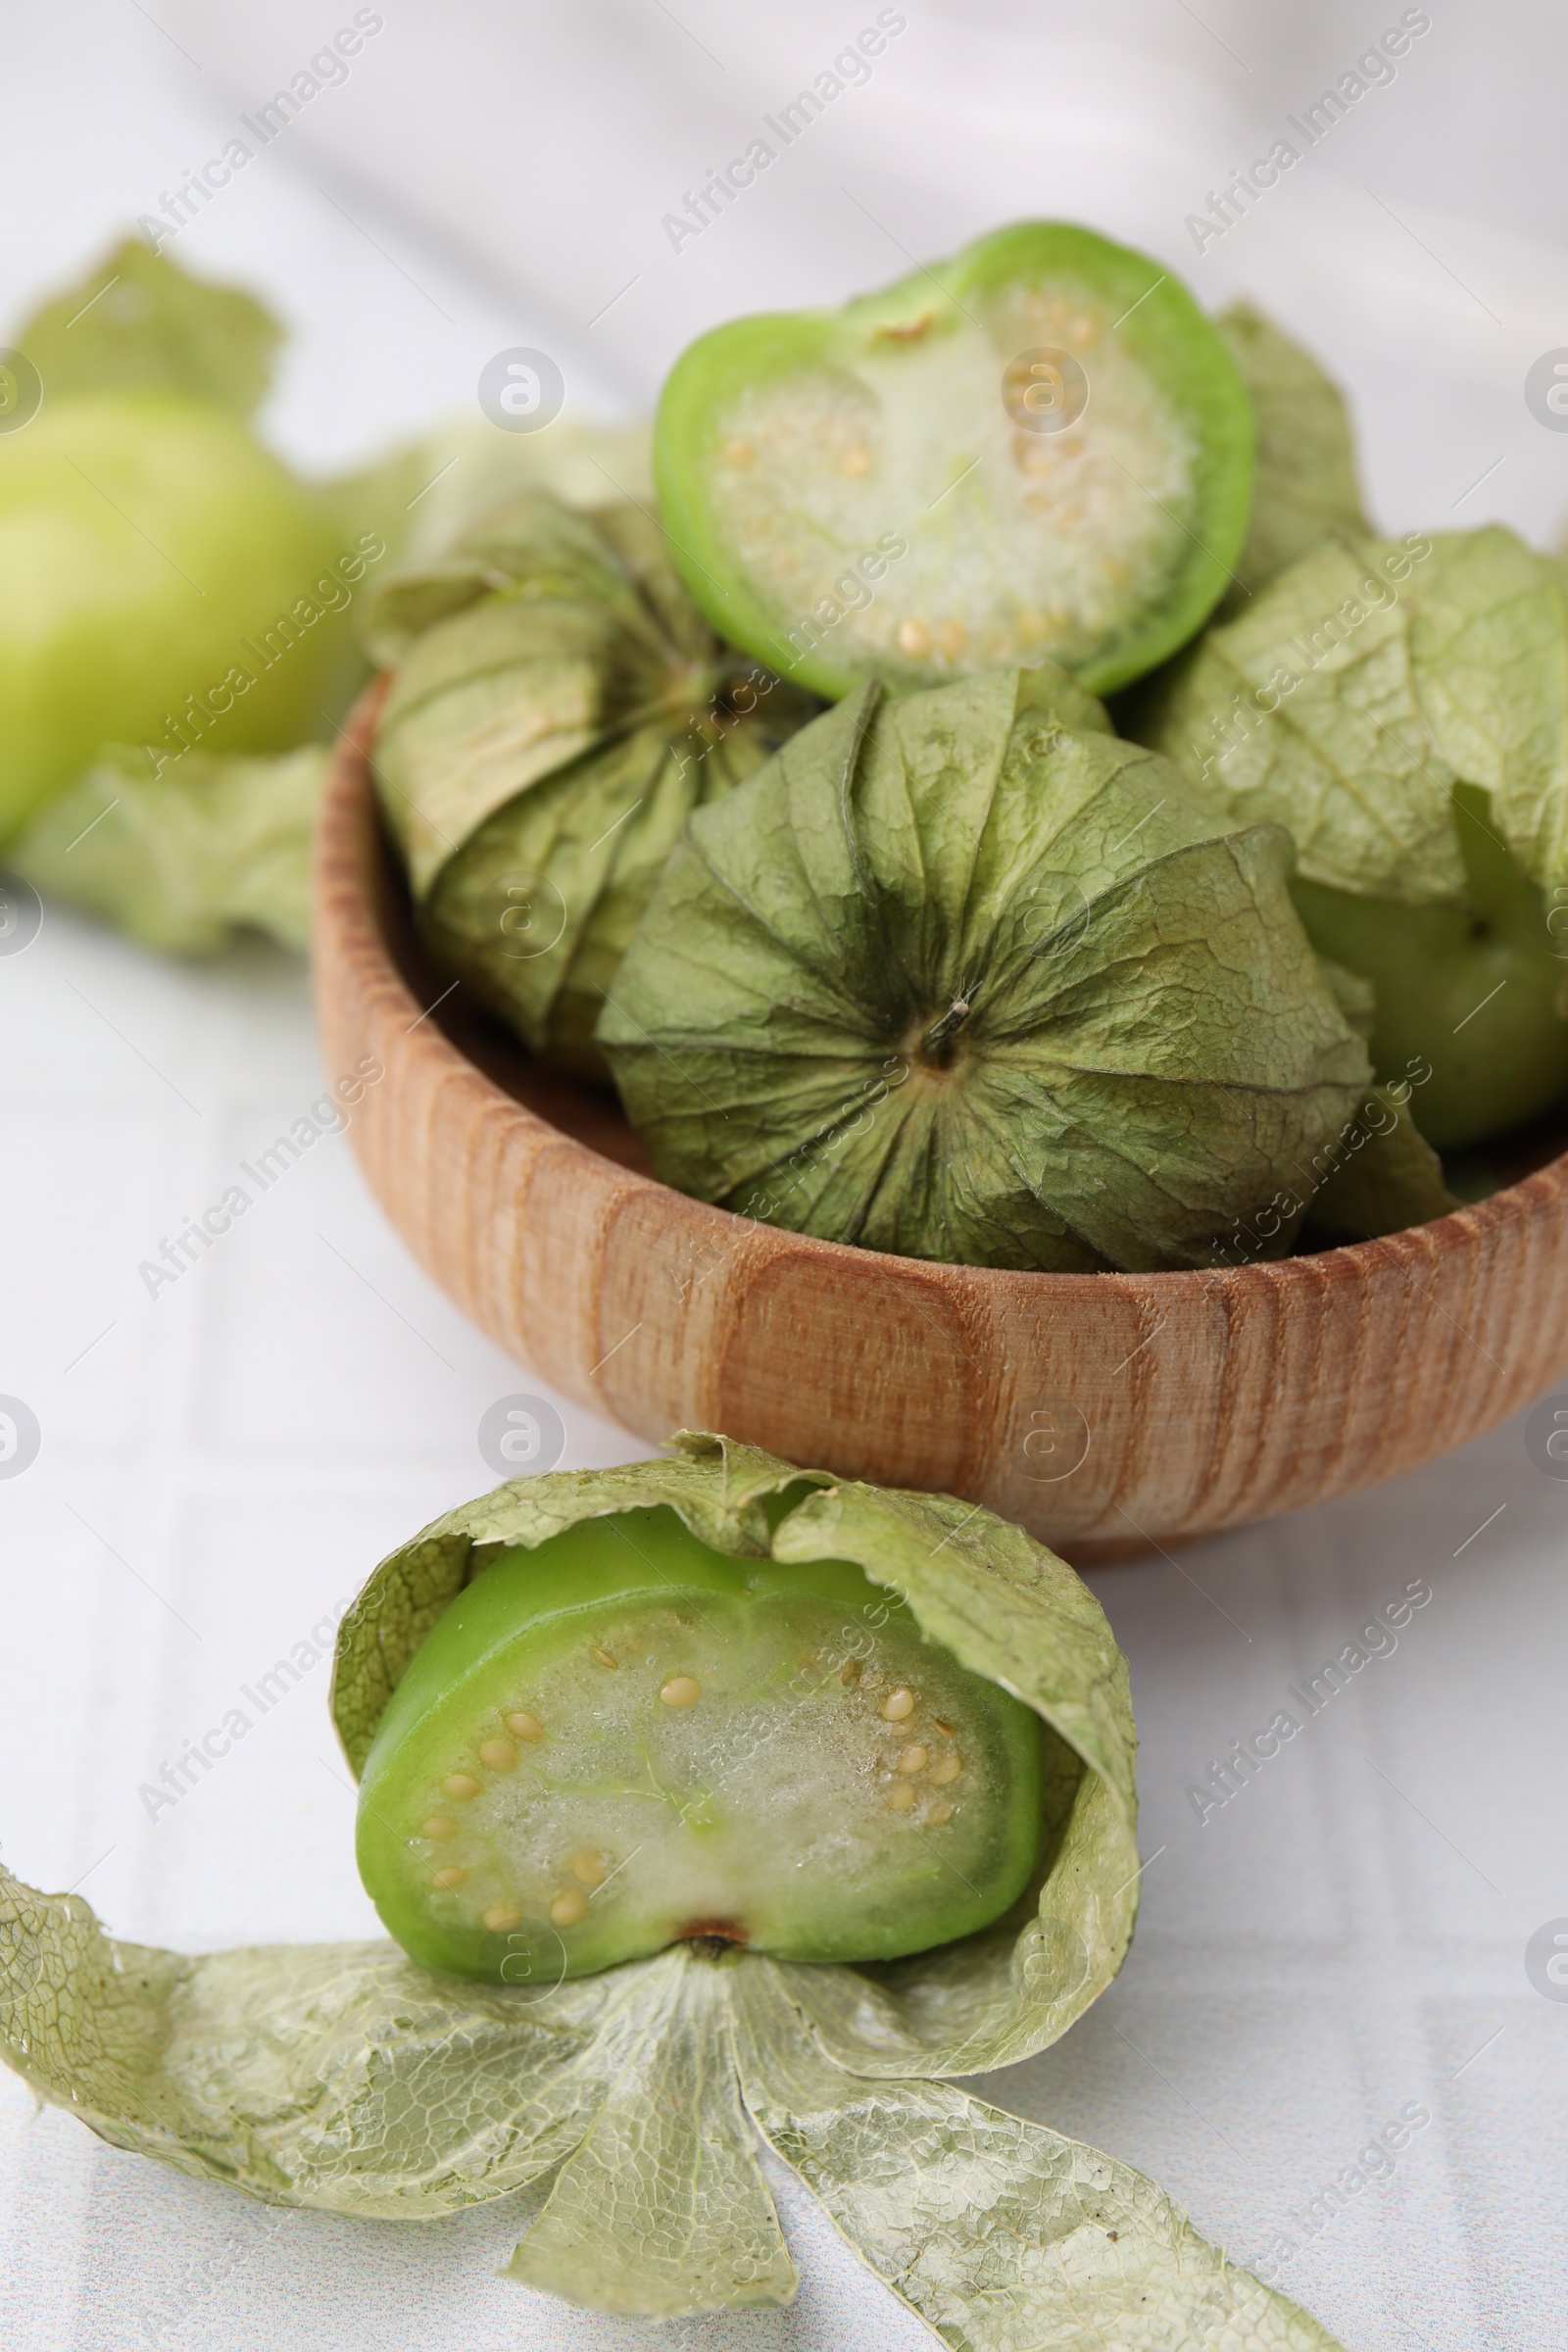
[654, 220, 1253, 700]
[357, 1504, 1043, 1983]
[0, 390, 342, 837]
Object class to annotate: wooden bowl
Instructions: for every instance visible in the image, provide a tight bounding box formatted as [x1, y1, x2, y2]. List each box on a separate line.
[313, 682, 1568, 1562]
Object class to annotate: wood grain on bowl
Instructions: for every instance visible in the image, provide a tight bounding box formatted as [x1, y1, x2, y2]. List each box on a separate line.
[314, 682, 1568, 1560]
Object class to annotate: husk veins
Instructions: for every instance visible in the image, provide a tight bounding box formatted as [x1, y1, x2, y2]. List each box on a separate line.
[368, 491, 817, 1076]
[599, 673, 1372, 1270]
[0, 1435, 1342, 2337]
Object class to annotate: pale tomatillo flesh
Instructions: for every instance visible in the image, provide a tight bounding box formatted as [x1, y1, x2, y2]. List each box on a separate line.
[357, 1506, 1044, 1984]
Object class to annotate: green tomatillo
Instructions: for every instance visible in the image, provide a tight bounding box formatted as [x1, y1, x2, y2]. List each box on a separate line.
[0, 388, 345, 840]
[0, 237, 358, 848]
[0, 241, 674, 956]
[365, 489, 816, 1076]
[1137, 525, 1568, 1148]
[356, 1502, 1044, 1982]
[599, 670, 1373, 1271]
[654, 220, 1253, 701]
[0, 1435, 1348, 2343]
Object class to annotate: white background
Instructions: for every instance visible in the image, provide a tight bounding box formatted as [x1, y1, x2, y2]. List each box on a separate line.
[0, 5, 1565, 2347]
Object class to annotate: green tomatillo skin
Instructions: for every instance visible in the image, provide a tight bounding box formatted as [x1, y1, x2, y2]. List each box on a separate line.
[654, 220, 1253, 701]
[0, 390, 342, 838]
[357, 1504, 1044, 1984]
[1293, 788, 1568, 1149]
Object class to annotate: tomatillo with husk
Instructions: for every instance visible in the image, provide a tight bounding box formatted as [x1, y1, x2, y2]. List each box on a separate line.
[599, 671, 1373, 1271]
[0, 389, 343, 839]
[1137, 525, 1568, 1147]
[365, 489, 817, 1076]
[0, 1435, 1348, 2343]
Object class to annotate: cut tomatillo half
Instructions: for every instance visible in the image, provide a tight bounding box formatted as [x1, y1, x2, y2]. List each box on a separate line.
[334, 1433, 1137, 2012]
[654, 220, 1253, 701]
[357, 1505, 1043, 1981]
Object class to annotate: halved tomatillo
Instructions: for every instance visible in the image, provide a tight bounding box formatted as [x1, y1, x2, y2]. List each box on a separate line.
[357, 1504, 1043, 1983]
[654, 220, 1253, 701]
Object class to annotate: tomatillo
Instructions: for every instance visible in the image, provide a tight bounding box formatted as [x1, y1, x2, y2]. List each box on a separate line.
[1139, 526, 1568, 1148]
[654, 220, 1252, 701]
[1293, 795, 1568, 1150]
[364, 491, 816, 1077]
[0, 389, 342, 838]
[356, 1504, 1044, 1983]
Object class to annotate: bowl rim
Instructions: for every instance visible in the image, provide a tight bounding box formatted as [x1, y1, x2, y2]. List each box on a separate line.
[314, 677, 1568, 1555]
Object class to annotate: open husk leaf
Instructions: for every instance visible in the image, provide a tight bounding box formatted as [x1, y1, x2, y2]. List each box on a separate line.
[0, 1436, 1343, 2342]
